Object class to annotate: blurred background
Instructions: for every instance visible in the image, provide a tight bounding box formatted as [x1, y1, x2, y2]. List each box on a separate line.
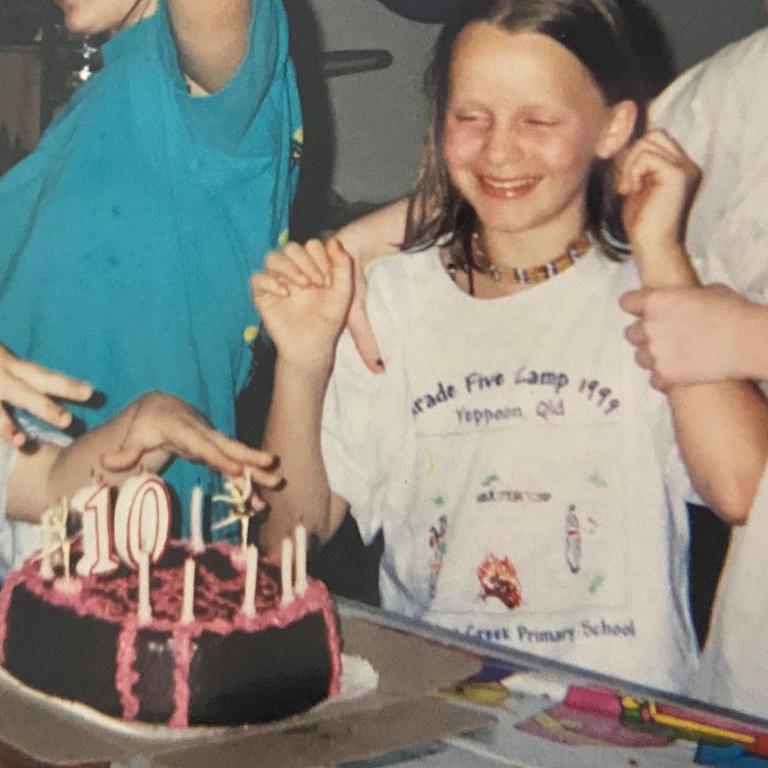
[2, 0, 765, 225]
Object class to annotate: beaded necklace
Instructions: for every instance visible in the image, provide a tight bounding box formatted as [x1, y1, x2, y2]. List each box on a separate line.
[470, 230, 591, 285]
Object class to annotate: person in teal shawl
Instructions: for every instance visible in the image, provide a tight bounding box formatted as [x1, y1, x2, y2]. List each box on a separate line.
[0, 0, 302, 534]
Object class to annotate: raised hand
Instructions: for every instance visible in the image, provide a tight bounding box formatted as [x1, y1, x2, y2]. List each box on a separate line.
[0, 345, 93, 447]
[100, 391, 280, 485]
[618, 129, 701, 288]
[620, 283, 764, 391]
[251, 238, 354, 372]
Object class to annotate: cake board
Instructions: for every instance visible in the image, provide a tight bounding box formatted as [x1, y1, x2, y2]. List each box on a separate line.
[0, 605, 494, 767]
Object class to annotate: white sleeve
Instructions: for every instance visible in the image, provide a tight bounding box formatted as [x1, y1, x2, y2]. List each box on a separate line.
[651, 31, 768, 298]
[696, 469, 768, 718]
[321, 277, 408, 545]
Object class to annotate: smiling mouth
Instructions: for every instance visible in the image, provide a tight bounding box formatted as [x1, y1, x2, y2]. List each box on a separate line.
[477, 176, 539, 199]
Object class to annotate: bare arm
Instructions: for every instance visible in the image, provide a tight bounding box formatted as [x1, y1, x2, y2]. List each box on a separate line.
[335, 198, 409, 267]
[168, 0, 252, 93]
[253, 241, 353, 553]
[7, 392, 280, 522]
[621, 131, 768, 524]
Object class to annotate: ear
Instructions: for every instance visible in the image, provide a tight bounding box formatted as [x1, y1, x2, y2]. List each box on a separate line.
[595, 100, 638, 160]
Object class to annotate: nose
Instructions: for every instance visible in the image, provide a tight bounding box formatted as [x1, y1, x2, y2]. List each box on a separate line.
[483, 122, 524, 166]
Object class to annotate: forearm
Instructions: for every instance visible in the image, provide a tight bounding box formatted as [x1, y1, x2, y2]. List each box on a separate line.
[635, 245, 700, 290]
[260, 358, 346, 553]
[669, 380, 768, 524]
[335, 199, 409, 268]
[168, 0, 252, 92]
[733, 303, 768, 381]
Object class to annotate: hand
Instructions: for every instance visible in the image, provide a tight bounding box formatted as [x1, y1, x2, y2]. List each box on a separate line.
[251, 238, 354, 372]
[259, 238, 384, 374]
[100, 392, 281, 486]
[620, 283, 761, 390]
[0, 345, 93, 447]
[618, 129, 701, 287]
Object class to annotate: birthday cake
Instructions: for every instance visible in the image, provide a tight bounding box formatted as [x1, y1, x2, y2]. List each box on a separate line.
[0, 477, 342, 728]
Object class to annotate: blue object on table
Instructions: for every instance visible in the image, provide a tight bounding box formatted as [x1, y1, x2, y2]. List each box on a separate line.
[696, 744, 768, 767]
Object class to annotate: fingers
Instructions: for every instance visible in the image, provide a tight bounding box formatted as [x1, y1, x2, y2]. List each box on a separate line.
[623, 320, 647, 346]
[619, 288, 650, 316]
[0, 370, 77, 433]
[0, 347, 93, 439]
[265, 240, 330, 288]
[9, 356, 93, 404]
[0, 408, 26, 449]
[325, 237, 353, 290]
[100, 445, 145, 472]
[618, 129, 700, 196]
[201, 429, 281, 488]
[251, 271, 289, 299]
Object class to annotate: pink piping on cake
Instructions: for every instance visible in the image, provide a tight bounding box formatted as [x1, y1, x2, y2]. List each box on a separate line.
[0, 570, 27, 665]
[116, 618, 140, 720]
[169, 627, 193, 728]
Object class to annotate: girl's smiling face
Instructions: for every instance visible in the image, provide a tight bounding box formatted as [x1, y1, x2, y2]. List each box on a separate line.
[53, 0, 157, 34]
[442, 22, 634, 241]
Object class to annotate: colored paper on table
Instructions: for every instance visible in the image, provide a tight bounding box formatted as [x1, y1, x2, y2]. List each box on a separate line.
[696, 744, 768, 767]
[517, 701, 673, 748]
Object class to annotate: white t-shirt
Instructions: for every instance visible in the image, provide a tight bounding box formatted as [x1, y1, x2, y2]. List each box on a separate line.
[322, 246, 700, 695]
[651, 27, 768, 300]
[696, 473, 768, 719]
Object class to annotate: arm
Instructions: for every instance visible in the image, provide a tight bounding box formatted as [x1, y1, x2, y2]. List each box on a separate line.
[167, 0, 252, 93]
[7, 391, 280, 522]
[252, 241, 353, 553]
[620, 130, 768, 524]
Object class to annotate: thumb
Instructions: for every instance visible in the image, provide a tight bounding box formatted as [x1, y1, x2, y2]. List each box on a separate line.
[327, 237, 385, 373]
[326, 237, 353, 292]
[347, 300, 384, 374]
[619, 288, 651, 316]
[100, 444, 144, 472]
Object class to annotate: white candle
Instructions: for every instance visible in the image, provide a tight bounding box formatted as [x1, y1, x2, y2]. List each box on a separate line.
[39, 525, 54, 581]
[294, 524, 307, 596]
[181, 558, 196, 624]
[190, 485, 204, 554]
[242, 545, 258, 619]
[280, 537, 294, 606]
[137, 550, 152, 625]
